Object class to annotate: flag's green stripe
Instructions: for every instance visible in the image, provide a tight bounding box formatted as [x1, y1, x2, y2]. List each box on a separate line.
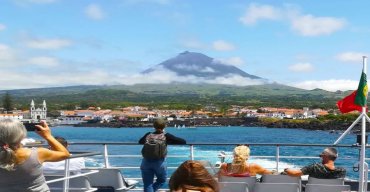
[355, 71, 368, 106]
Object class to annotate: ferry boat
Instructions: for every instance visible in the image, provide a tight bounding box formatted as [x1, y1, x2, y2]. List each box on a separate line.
[27, 141, 370, 192]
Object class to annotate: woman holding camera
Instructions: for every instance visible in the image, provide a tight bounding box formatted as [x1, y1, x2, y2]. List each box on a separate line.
[0, 119, 70, 192]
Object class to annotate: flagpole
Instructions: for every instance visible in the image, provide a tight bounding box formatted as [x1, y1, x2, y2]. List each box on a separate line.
[359, 56, 368, 192]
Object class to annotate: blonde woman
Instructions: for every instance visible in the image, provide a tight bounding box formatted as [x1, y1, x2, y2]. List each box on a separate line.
[218, 145, 273, 177]
[0, 119, 70, 192]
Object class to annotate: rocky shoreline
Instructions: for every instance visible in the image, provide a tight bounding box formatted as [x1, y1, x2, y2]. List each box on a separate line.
[73, 117, 365, 132]
[246, 118, 364, 131]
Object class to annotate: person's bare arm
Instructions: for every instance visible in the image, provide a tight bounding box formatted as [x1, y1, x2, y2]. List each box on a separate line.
[251, 163, 273, 175]
[284, 168, 303, 177]
[36, 121, 70, 163]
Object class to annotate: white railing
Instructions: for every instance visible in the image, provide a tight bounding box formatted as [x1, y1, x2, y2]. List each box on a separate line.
[43, 151, 101, 192]
[40, 142, 368, 191]
[71, 142, 367, 177]
[71, 142, 363, 169]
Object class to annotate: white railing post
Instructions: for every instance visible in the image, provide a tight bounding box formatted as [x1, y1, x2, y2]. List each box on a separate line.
[63, 158, 70, 192]
[190, 145, 194, 160]
[104, 144, 110, 168]
[364, 162, 369, 192]
[359, 56, 368, 192]
[276, 145, 280, 172]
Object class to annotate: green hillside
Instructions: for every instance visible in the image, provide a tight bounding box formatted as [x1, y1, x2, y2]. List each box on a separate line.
[0, 83, 349, 111]
[109, 83, 337, 96]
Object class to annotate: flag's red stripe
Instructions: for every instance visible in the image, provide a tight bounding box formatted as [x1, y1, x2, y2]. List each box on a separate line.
[337, 90, 364, 113]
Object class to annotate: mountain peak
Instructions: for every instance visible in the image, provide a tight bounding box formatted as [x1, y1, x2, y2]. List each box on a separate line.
[142, 51, 263, 80]
[177, 51, 208, 57]
[180, 51, 190, 55]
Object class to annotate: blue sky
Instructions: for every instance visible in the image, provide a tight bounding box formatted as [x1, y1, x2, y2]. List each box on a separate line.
[1, 0, 370, 91]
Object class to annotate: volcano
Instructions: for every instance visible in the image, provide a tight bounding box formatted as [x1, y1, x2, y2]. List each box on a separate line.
[142, 51, 262, 80]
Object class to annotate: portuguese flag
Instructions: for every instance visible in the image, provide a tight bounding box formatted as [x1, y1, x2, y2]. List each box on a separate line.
[337, 71, 368, 113]
[354, 71, 368, 106]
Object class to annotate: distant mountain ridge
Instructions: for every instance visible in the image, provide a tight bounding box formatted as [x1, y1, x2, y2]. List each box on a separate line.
[0, 83, 341, 98]
[1, 83, 345, 110]
[142, 51, 262, 80]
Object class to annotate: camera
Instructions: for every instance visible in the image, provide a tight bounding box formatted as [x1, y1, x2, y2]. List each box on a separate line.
[23, 122, 40, 132]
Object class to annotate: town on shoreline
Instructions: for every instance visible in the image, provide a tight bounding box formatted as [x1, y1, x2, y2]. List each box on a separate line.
[0, 99, 363, 132]
[74, 116, 360, 132]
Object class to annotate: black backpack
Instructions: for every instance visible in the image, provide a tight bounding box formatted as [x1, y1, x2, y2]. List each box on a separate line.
[141, 133, 167, 159]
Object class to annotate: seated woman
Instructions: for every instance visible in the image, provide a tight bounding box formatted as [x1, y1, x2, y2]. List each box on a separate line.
[218, 145, 273, 177]
[169, 160, 219, 192]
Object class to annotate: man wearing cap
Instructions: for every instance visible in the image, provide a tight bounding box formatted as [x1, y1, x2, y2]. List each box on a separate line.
[283, 147, 346, 179]
[139, 118, 186, 192]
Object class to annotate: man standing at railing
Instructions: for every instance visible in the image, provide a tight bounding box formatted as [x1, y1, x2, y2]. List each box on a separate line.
[283, 147, 346, 179]
[139, 118, 186, 192]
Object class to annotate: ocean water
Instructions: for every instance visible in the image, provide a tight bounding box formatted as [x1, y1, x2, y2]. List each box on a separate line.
[27, 126, 366, 182]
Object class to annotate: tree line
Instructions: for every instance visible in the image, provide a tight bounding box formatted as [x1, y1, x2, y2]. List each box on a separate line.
[0, 91, 347, 114]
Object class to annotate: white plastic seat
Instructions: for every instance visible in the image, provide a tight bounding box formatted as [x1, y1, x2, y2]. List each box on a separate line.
[219, 176, 256, 192]
[219, 181, 249, 192]
[307, 177, 344, 185]
[262, 174, 301, 184]
[84, 168, 138, 192]
[305, 184, 350, 192]
[45, 175, 97, 192]
[261, 174, 301, 191]
[254, 183, 299, 192]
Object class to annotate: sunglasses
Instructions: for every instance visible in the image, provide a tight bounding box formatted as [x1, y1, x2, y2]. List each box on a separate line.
[319, 153, 329, 158]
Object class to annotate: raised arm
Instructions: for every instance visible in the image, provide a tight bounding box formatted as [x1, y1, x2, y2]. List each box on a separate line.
[35, 121, 70, 163]
[217, 163, 228, 177]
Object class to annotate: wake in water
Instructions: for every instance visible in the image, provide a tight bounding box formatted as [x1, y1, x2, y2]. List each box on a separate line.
[188, 147, 299, 173]
[84, 145, 301, 177]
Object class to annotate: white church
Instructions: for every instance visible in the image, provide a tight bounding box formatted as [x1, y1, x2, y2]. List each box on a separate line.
[30, 99, 47, 120]
[0, 100, 47, 121]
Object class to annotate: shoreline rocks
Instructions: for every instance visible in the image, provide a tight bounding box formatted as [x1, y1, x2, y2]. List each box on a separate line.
[72, 117, 365, 132]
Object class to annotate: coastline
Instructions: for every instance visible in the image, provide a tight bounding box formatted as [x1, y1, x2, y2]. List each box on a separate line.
[71, 117, 361, 131]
